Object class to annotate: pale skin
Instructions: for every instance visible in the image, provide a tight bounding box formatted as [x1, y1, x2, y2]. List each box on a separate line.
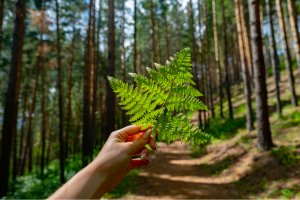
[48, 125, 156, 199]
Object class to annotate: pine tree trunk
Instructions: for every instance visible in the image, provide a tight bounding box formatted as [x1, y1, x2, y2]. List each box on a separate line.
[287, 0, 300, 74]
[189, 0, 202, 127]
[266, 0, 281, 114]
[25, 40, 43, 174]
[203, 1, 214, 119]
[91, 0, 97, 161]
[83, 0, 96, 166]
[0, 0, 4, 55]
[12, 123, 18, 181]
[235, 0, 254, 131]
[40, 41, 46, 180]
[248, 0, 274, 150]
[96, 0, 103, 145]
[121, 0, 127, 127]
[222, 0, 234, 119]
[212, 0, 224, 119]
[155, 22, 162, 64]
[197, 0, 206, 127]
[18, 80, 29, 176]
[133, 0, 138, 73]
[55, 0, 65, 183]
[66, 27, 75, 160]
[276, 0, 298, 106]
[162, 6, 170, 60]
[150, 0, 157, 67]
[240, 1, 254, 80]
[105, 0, 116, 140]
[0, 0, 26, 196]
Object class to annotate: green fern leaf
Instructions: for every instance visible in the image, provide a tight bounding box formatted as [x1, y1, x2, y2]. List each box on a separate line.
[108, 48, 212, 145]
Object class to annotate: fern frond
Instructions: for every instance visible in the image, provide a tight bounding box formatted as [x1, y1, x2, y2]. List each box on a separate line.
[108, 48, 212, 145]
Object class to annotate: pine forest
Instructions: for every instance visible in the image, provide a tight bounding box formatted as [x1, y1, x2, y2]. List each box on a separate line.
[0, 0, 300, 198]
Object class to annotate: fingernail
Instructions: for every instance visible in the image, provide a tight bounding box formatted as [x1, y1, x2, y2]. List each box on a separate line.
[143, 129, 152, 139]
[141, 152, 147, 160]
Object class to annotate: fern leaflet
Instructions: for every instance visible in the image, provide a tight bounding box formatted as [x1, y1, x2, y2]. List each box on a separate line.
[108, 48, 211, 145]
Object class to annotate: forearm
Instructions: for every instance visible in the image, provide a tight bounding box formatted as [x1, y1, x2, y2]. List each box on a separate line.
[48, 161, 108, 199]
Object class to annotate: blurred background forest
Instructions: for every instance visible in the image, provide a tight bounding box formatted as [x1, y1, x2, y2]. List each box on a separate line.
[0, 0, 300, 199]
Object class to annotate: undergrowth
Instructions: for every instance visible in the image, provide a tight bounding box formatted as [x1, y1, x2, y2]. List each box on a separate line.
[5, 154, 138, 199]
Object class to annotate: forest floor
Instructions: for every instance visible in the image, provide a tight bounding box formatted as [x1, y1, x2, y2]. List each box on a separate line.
[123, 128, 300, 199]
[107, 70, 300, 199]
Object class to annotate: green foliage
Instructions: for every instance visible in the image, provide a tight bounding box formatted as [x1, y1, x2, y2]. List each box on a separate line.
[209, 116, 246, 140]
[271, 146, 300, 166]
[281, 188, 295, 199]
[198, 156, 236, 175]
[189, 144, 207, 158]
[108, 48, 210, 145]
[6, 156, 83, 199]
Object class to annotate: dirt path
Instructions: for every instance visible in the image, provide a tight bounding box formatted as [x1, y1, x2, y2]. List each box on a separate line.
[124, 141, 243, 199]
[121, 72, 300, 199]
[123, 130, 300, 199]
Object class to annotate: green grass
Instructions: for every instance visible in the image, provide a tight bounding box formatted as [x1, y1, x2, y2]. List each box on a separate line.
[6, 156, 82, 199]
[189, 144, 208, 158]
[198, 155, 237, 175]
[6, 154, 139, 199]
[271, 146, 300, 167]
[208, 116, 246, 140]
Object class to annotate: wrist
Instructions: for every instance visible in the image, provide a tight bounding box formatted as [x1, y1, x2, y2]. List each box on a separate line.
[88, 159, 111, 197]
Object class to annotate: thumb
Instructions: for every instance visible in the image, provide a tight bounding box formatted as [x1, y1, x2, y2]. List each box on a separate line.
[127, 129, 152, 155]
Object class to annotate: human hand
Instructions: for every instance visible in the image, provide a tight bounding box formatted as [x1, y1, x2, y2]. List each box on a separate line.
[91, 125, 156, 195]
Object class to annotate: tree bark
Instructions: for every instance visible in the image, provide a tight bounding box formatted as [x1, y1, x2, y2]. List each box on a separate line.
[66, 26, 75, 160]
[212, 0, 224, 118]
[17, 79, 29, 176]
[189, 0, 202, 127]
[162, 1, 170, 60]
[197, 0, 207, 127]
[133, 0, 138, 73]
[104, 0, 116, 140]
[150, 0, 157, 67]
[121, 0, 127, 127]
[91, 0, 97, 161]
[203, 1, 214, 119]
[40, 40, 46, 180]
[96, 0, 103, 146]
[0, 0, 4, 56]
[240, 1, 253, 80]
[276, 0, 298, 106]
[55, 0, 65, 183]
[0, 0, 26, 197]
[248, 0, 274, 150]
[266, 0, 281, 114]
[83, 0, 96, 166]
[287, 0, 300, 74]
[235, 0, 254, 131]
[221, 0, 234, 119]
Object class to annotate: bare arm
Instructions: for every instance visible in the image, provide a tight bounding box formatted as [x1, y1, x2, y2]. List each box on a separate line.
[48, 125, 155, 199]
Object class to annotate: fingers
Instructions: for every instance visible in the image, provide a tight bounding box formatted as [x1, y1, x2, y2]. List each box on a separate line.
[149, 137, 156, 150]
[119, 125, 151, 136]
[119, 125, 142, 135]
[128, 132, 144, 142]
[128, 149, 151, 170]
[127, 129, 152, 155]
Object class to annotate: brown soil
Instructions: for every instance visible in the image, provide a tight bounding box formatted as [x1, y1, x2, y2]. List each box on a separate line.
[121, 70, 300, 199]
[123, 133, 300, 199]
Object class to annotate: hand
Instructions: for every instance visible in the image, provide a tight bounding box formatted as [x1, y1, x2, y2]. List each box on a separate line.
[48, 125, 156, 199]
[92, 125, 156, 195]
